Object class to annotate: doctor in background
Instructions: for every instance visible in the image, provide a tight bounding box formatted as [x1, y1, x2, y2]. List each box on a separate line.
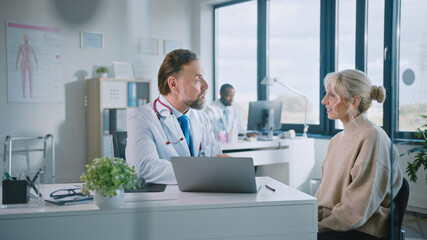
[126, 49, 225, 184]
[204, 84, 246, 142]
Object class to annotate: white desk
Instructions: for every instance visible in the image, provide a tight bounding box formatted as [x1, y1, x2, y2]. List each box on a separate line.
[0, 177, 317, 240]
[222, 137, 315, 194]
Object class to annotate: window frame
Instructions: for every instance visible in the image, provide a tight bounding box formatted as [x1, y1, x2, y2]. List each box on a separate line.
[213, 0, 419, 140]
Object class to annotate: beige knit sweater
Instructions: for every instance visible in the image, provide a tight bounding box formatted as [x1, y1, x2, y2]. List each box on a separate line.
[316, 114, 403, 238]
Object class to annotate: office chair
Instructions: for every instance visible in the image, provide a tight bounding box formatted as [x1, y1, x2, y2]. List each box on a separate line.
[391, 177, 410, 240]
[111, 131, 127, 161]
[111, 131, 166, 192]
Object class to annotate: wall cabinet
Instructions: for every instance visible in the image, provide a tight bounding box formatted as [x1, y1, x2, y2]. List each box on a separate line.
[85, 78, 151, 163]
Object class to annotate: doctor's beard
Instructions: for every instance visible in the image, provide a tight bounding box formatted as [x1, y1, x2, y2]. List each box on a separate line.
[189, 91, 206, 110]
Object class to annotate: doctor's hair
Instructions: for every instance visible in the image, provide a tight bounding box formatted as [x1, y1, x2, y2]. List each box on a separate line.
[220, 84, 234, 94]
[158, 49, 199, 95]
[323, 69, 386, 114]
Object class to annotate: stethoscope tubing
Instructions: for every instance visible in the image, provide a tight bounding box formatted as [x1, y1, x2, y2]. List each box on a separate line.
[152, 97, 204, 156]
[153, 97, 184, 145]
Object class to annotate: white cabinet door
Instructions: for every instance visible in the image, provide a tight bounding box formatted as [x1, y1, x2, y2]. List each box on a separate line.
[102, 81, 127, 108]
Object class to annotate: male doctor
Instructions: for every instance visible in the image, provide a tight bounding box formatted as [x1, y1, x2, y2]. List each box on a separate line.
[204, 83, 247, 141]
[126, 49, 225, 184]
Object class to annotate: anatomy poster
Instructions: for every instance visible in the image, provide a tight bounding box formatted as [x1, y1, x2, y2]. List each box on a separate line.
[6, 21, 62, 103]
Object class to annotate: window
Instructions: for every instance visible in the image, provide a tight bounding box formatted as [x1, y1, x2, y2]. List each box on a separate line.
[337, 0, 356, 71]
[269, 0, 320, 126]
[398, 0, 427, 132]
[334, 0, 356, 130]
[335, 0, 385, 129]
[213, 0, 425, 139]
[367, 0, 385, 126]
[215, 1, 257, 121]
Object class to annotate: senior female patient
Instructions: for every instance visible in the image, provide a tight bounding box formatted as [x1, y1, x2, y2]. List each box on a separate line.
[316, 69, 403, 240]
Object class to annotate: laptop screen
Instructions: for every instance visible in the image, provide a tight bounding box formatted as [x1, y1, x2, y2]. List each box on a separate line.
[170, 157, 257, 193]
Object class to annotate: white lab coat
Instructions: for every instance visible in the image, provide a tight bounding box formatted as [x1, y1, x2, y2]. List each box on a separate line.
[204, 100, 247, 137]
[126, 95, 222, 184]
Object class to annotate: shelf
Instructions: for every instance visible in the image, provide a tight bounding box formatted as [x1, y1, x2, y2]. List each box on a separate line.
[86, 78, 151, 163]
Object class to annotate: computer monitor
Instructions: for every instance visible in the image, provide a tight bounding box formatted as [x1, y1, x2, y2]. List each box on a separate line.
[247, 101, 282, 136]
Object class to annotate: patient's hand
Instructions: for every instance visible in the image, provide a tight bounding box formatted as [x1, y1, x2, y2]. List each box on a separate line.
[215, 153, 230, 157]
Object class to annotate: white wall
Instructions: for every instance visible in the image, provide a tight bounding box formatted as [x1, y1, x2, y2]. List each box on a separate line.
[0, 0, 205, 183]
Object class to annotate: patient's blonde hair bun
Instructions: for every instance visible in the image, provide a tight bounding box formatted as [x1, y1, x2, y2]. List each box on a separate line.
[323, 69, 387, 114]
[371, 85, 386, 103]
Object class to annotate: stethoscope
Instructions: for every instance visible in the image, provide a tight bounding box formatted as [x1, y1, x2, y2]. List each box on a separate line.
[153, 97, 184, 145]
[153, 97, 205, 156]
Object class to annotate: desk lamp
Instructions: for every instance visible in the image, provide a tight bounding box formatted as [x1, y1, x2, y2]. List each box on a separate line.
[261, 76, 309, 138]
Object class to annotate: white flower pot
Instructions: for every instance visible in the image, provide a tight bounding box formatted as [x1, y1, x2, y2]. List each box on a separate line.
[94, 187, 125, 210]
[99, 73, 108, 78]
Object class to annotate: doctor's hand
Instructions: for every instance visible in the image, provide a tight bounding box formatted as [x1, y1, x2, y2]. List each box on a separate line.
[215, 153, 230, 157]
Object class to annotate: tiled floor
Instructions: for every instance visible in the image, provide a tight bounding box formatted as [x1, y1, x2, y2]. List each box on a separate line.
[402, 211, 427, 240]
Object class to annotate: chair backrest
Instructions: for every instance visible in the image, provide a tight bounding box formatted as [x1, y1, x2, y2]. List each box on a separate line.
[391, 177, 410, 240]
[111, 131, 127, 161]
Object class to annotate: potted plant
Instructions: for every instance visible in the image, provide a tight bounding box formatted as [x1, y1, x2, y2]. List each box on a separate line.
[80, 157, 139, 209]
[96, 66, 109, 78]
[400, 114, 427, 183]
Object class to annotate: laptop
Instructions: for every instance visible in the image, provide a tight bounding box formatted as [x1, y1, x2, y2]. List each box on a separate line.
[170, 156, 258, 193]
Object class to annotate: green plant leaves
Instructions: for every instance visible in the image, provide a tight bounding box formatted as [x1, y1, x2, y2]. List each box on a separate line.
[96, 66, 109, 73]
[402, 114, 427, 184]
[80, 157, 139, 198]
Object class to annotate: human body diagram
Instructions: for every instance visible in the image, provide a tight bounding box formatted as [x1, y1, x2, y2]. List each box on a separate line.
[16, 34, 38, 99]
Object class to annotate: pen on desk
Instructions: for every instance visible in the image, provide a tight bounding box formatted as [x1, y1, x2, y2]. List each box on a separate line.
[25, 175, 42, 197]
[4, 171, 12, 180]
[32, 168, 42, 183]
[265, 185, 276, 192]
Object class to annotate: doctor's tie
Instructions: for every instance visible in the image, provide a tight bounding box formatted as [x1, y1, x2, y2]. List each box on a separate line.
[178, 115, 193, 156]
[223, 108, 229, 131]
